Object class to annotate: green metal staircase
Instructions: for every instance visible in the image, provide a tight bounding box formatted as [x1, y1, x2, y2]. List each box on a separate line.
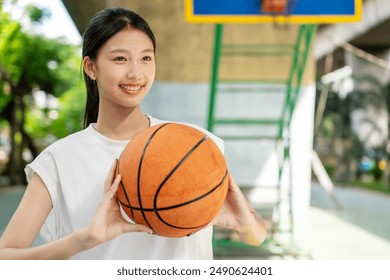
[208, 23, 316, 257]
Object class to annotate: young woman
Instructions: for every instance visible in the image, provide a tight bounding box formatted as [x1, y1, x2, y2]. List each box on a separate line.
[0, 7, 266, 260]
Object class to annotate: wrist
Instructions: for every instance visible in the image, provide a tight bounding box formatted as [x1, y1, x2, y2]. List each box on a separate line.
[74, 229, 101, 251]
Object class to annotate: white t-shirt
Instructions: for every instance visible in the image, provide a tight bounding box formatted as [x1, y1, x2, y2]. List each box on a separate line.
[24, 116, 224, 260]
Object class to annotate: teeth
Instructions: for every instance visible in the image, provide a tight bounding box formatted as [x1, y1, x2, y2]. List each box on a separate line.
[121, 85, 142, 91]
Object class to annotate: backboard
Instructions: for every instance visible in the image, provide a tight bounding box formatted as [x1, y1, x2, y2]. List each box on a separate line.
[185, 0, 362, 24]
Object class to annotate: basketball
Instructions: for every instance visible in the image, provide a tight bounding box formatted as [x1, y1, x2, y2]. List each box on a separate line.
[261, 0, 288, 13]
[116, 123, 229, 238]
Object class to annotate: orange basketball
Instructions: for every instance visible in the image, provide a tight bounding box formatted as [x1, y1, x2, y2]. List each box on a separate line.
[262, 0, 288, 13]
[116, 123, 229, 238]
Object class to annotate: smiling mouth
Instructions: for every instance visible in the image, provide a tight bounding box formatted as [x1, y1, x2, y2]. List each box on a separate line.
[120, 84, 144, 94]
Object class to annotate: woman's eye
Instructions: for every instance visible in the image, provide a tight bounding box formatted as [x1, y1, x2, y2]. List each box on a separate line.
[142, 56, 152, 62]
[114, 57, 126, 61]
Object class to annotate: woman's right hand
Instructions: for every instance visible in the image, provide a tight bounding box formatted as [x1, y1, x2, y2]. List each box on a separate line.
[85, 160, 153, 247]
[0, 160, 152, 260]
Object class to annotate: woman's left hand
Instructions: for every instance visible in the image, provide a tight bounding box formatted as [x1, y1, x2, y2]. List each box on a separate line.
[210, 172, 267, 246]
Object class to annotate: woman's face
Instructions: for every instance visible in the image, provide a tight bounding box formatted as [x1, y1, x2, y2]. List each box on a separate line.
[89, 27, 156, 110]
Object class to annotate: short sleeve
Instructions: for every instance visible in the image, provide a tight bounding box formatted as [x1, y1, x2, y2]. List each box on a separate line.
[25, 149, 62, 242]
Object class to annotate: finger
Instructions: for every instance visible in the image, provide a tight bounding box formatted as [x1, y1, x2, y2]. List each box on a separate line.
[104, 159, 118, 193]
[133, 224, 154, 234]
[227, 174, 250, 206]
[105, 174, 121, 198]
[121, 222, 154, 235]
[227, 172, 240, 191]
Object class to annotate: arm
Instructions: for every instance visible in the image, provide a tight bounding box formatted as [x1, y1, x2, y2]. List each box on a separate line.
[0, 160, 152, 260]
[211, 172, 267, 246]
[0, 172, 85, 259]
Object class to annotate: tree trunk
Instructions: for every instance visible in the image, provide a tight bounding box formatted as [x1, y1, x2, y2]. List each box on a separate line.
[8, 91, 27, 185]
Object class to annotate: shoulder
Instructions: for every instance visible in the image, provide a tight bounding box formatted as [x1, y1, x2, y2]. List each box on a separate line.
[28, 128, 94, 170]
[24, 126, 97, 184]
[28, 127, 91, 166]
[44, 127, 91, 152]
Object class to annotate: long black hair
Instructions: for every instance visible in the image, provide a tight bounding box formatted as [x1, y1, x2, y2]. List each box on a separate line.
[82, 7, 156, 128]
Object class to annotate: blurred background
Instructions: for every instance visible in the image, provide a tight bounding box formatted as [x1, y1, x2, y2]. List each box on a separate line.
[1, 0, 390, 259]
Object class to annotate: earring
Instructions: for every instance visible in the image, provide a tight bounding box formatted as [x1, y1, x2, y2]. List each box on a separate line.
[90, 74, 95, 80]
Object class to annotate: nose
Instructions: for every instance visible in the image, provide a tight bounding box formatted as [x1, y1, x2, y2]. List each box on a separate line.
[126, 62, 142, 81]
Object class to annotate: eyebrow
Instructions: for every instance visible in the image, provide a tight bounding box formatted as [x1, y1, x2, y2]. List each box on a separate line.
[110, 48, 154, 54]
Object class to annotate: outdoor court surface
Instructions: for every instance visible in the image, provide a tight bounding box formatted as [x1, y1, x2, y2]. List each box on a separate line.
[1, 181, 390, 259]
[302, 182, 390, 259]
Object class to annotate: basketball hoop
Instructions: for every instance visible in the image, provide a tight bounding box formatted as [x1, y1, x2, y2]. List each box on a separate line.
[261, 0, 289, 14]
[260, 0, 300, 26]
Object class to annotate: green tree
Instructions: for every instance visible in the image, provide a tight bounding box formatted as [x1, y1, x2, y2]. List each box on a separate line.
[0, 3, 82, 185]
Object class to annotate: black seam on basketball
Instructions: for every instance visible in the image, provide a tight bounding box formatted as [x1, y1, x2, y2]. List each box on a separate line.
[119, 123, 228, 235]
[120, 183, 135, 218]
[153, 168, 228, 230]
[118, 162, 227, 230]
[150, 134, 227, 230]
[117, 159, 135, 218]
[137, 123, 171, 233]
[115, 158, 134, 217]
[153, 134, 209, 211]
[119, 159, 228, 213]
[159, 168, 228, 211]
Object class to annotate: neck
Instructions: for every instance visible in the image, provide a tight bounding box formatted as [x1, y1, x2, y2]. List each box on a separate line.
[94, 105, 150, 140]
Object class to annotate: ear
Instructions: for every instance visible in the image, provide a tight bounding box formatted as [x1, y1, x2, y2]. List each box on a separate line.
[83, 56, 96, 80]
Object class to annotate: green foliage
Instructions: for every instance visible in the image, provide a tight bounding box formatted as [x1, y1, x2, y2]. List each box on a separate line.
[26, 41, 84, 139]
[0, 3, 83, 125]
[0, 3, 84, 183]
[371, 163, 383, 181]
[25, 5, 51, 23]
[0, 76, 11, 112]
[0, 22, 74, 94]
[52, 84, 86, 138]
[346, 180, 390, 194]
[22, 46, 85, 140]
[25, 80, 86, 141]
